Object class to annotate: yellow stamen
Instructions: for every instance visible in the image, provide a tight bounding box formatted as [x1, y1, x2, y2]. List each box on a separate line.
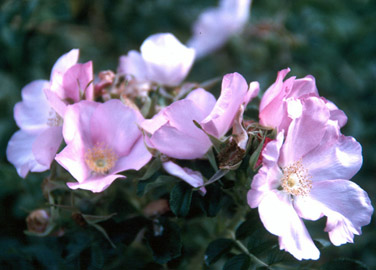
[281, 160, 312, 196]
[85, 143, 117, 174]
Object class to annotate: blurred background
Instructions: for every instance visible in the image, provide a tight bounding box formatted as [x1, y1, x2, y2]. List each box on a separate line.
[0, 0, 375, 269]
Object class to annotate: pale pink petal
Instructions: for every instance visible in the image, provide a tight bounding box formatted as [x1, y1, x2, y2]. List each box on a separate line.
[151, 125, 211, 159]
[162, 161, 205, 191]
[117, 50, 148, 81]
[141, 33, 195, 86]
[50, 49, 80, 97]
[259, 68, 290, 112]
[302, 125, 362, 182]
[89, 100, 143, 156]
[281, 97, 330, 166]
[63, 61, 94, 102]
[248, 164, 282, 208]
[289, 75, 319, 98]
[32, 126, 63, 167]
[187, 0, 250, 59]
[262, 131, 284, 168]
[244, 81, 260, 105]
[140, 112, 168, 134]
[201, 72, 248, 138]
[185, 88, 217, 117]
[14, 80, 51, 132]
[113, 136, 152, 173]
[308, 180, 372, 246]
[162, 99, 210, 139]
[55, 142, 89, 183]
[6, 130, 50, 178]
[67, 174, 124, 193]
[258, 191, 320, 260]
[325, 99, 348, 128]
[62, 101, 99, 144]
[293, 196, 324, 221]
[44, 89, 67, 117]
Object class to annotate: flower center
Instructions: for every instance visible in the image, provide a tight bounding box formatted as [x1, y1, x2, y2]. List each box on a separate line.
[84, 143, 117, 174]
[47, 109, 63, 127]
[281, 160, 312, 196]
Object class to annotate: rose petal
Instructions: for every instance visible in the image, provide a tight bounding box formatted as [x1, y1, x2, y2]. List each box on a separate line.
[6, 130, 49, 178]
[67, 174, 124, 193]
[201, 72, 248, 137]
[258, 190, 320, 260]
[32, 126, 63, 167]
[63, 61, 94, 102]
[117, 50, 148, 81]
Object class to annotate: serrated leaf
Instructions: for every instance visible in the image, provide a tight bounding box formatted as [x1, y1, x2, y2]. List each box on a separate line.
[146, 218, 182, 264]
[235, 212, 259, 240]
[169, 182, 193, 217]
[200, 183, 224, 217]
[205, 238, 234, 266]
[223, 254, 250, 270]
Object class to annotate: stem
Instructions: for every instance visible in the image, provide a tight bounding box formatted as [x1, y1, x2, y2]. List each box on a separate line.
[231, 232, 272, 269]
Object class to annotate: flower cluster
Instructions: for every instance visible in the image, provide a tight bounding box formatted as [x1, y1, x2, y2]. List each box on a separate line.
[7, 31, 373, 262]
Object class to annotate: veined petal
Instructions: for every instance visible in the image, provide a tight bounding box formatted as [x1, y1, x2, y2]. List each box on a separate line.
[258, 191, 320, 260]
[141, 33, 195, 86]
[185, 88, 217, 117]
[6, 130, 49, 178]
[201, 72, 248, 138]
[67, 174, 124, 193]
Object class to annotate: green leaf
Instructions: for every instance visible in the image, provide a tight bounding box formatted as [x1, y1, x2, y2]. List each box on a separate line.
[90, 242, 105, 269]
[205, 238, 234, 266]
[200, 169, 229, 188]
[235, 212, 259, 240]
[169, 182, 193, 217]
[146, 218, 182, 264]
[322, 258, 368, 270]
[223, 254, 250, 270]
[140, 158, 162, 180]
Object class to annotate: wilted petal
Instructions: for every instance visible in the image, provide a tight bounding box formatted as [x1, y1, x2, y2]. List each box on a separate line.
[6, 130, 49, 178]
[141, 33, 195, 86]
[258, 191, 320, 260]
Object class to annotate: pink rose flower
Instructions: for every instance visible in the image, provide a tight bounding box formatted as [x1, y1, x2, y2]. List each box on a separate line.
[6, 49, 91, 177]
[248, 96, 373, 260]
[118, 33, 195, 87]
[259, 68, 347, 133]
[141, 72, 259, 188]
[187, 0, 251, 59]
[55, 100, 152, 193]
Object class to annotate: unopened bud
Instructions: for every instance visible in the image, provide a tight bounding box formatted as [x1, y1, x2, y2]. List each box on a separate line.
[26, 209, 50, 234]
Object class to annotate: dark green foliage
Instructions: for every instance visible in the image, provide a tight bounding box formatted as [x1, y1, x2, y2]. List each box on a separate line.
[205, 238, 234, 266]
[223, 254, 251, 270]
[169, 181, 193, 217]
